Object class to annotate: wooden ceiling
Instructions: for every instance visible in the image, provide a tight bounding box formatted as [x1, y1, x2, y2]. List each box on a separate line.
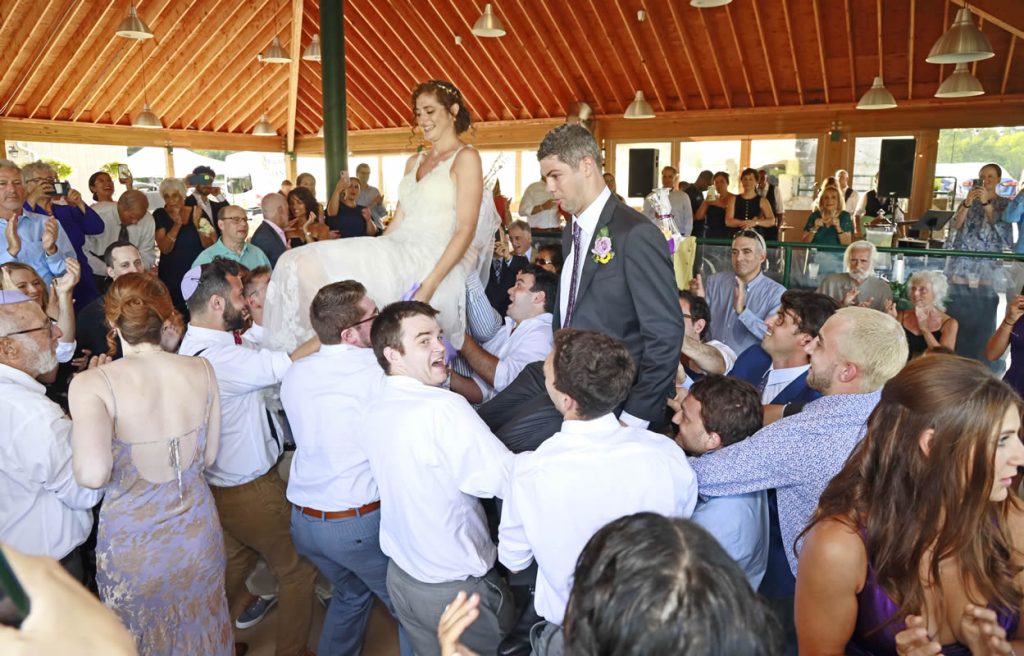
[0, 0, 1022, 141]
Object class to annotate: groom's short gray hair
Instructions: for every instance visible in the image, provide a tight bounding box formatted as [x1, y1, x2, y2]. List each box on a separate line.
[537, 124, 603, 170]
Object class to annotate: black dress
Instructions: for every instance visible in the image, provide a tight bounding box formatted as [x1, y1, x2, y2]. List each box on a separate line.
[154, 208, 205, 313]
[735, 194, 778, 242]
[325, 204, 369, 239]
[704, 203, 730, 239]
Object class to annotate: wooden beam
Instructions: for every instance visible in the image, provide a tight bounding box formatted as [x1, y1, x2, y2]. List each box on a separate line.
[876, 0, 885, 79]
[844, 0, 857, 102]
[950, 0, 1024, 41]
[909, 129, 939, 218]
[939, 1, 950, 85]
[810, 0, 829, 104]
[530, 0, 600, 114]
[724, 4, 756, 107]
[780, 0, 805, 104]
[643, 3, 687, 111]
[1002, 36, 1017, 95]
[908, 0, 916, 100]
[697, 9, 732, 108]
[972, 19, 985, 77]
[609, 1, 667, 112]
[750, 0, 780, 107]
[667, 2, 710, 109]
[0, 0, 80, 117]
[560, 0, 627, 112]
[333, 34, 409, 126]
[0, 117, 283, 151]
[164, 146, 175, 179]
[286, 0, 303, 153]
[499, 0, 570, 116]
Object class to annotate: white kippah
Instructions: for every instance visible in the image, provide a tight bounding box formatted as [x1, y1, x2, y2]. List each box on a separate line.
[0, 290, 32, 305]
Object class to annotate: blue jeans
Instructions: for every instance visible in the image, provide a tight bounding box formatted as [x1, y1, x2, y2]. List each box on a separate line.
[289, 506, 411, 656]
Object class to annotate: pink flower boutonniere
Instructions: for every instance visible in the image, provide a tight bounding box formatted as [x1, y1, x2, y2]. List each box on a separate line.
[591, 226, 615, 264]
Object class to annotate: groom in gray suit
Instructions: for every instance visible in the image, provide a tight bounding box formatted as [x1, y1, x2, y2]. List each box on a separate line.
[478, 124, 683, 452]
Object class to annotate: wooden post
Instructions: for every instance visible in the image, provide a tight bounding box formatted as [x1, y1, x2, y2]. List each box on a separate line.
[164, 146, 175, 178]
[909, 129, 939, 218]
[285, 151, 298, 182]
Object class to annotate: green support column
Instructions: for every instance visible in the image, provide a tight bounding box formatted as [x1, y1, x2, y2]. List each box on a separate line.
[320, 0, 347, 185]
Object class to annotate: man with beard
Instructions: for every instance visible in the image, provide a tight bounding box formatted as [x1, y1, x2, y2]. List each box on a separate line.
[690, 307, 907, 646]
[816, 241, 892, 312]
[0, 290, 103, 582]
[177, 257, 321, 656]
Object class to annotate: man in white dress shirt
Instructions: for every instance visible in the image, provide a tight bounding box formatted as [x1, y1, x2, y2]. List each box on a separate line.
[85, 190, 156, 284]
[498, 329, 698, 656]
[519, 177, 560, 230]
[364, 301, 514, 656]
[456, 265, 557, 403]
[672, 374, 769, 589]
[177, 257, 320, 656]
[282, 281, 411, 656]
[0, 290, 103, 582]
[642, 166, 694, 237]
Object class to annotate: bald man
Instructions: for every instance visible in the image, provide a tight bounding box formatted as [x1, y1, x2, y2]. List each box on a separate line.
[85, 188, 156, 290]
[251, 193, 290, 268]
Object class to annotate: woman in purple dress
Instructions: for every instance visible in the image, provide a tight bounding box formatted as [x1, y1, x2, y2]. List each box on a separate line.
[69, 273, 231, 656]
[988, 293, 1024, 397]
[796, 355, 1024, 655]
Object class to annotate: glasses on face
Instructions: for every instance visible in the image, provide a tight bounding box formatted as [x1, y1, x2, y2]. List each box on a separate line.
[25, 177, 56, 185]
[220, 216, 248, 225]
[1, 318, 55, 338]
[342, 309, 379, 331]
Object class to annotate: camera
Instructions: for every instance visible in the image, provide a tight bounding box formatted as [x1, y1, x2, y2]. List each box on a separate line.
[187, 173, 214, 186]
[47, 181, 70, 197]
[117, 164, 132, 182]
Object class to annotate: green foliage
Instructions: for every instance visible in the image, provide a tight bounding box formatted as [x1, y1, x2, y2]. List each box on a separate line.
[43, 158, 72, 180]
[937, 127, 1024, 181]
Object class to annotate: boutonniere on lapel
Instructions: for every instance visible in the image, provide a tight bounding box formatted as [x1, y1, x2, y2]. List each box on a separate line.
[591, 227, 615, 264]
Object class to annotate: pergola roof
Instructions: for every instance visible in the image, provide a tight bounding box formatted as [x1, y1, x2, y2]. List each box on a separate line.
[0, 0, 1022, 142]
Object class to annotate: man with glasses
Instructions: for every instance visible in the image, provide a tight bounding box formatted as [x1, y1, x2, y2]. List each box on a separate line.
[281, 281, 412, 656]
[0, 160, 75, 286]
[191, 205, 271, 269]
[0, 290, 103, 582]
[689, 230, 785, 355]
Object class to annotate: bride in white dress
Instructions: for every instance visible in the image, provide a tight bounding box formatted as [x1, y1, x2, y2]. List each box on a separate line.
[264, 80, 498, 351]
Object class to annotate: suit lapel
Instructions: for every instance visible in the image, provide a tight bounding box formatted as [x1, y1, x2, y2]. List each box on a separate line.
[572, 196, 616, 307]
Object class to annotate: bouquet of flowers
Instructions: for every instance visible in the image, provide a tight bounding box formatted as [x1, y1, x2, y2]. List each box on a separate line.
[645, 188, 682, 255]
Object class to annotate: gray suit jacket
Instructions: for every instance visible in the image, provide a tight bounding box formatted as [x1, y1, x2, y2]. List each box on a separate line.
[553, 195, 684, 426]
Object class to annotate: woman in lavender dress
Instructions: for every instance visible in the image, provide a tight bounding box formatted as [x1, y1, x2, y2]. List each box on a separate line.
[69, 273, 231, 656]
[796, 355, 1024, 655]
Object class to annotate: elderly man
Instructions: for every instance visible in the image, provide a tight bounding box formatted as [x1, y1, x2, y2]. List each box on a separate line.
[354, 163, 387, 231]
[756, 169, 785, 225]
[835, 169, 859, 213]
[816, 240, 893, 312]
[642, 166, 694, 237]
[0, 290, 103, 582]
[0, 160, 75, 285]
[364, 301, 514, 656]
[192, 205, 271, 269]
[507, 219, 533, 261]
[85, 189, 156, 288]
[690, 229, 786, 355]
[22, 160, 104, 309]
[252, 193, 290, 268]
[690, 307, 907, 645]
[519, 176, 560, 230]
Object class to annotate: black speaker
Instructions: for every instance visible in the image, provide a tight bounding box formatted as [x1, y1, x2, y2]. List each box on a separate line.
[877, 138, 916, 198]
[627, 148, 659, 198]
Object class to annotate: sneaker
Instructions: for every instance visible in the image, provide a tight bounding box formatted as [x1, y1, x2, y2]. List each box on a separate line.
[235, 595, 277, 629]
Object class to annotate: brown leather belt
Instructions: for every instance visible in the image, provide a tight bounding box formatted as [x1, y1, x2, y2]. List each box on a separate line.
[296, 500, 381, 519]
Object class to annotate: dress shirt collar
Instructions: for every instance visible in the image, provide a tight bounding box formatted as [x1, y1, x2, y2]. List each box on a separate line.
[386, 373, 435, 390]
[264, 219, 289, 247]
[318, 342, 367, 357]
[765, 364, 809, 387]
[0, 362, 45, 394]
[572, 186, 612, 237]
[184, 323, 236, 345]
[511, 312, 553, 332]
[739, 271, 769, 291]
[243, 323, 264, 345]
[558, 412, 620, 435]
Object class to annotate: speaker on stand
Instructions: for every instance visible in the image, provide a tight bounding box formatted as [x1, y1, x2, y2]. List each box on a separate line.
[627, 148, 659, 199]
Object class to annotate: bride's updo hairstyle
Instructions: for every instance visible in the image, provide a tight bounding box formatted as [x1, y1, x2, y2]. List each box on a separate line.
[412, 80, 471, 135]
[104, 273, 183, 355]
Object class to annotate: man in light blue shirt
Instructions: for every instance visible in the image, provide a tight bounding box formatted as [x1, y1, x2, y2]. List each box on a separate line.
[691, 229, 785, 354]
[0, 160, 75, 285]
[673, 374, 768, 589]
[1004, 188, 1024, 253]
[192, 204, 271, 269]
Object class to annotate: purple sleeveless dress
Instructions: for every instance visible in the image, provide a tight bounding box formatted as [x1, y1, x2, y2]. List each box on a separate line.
[94, 365, 232, 656]
[847, 537, 1019, 655]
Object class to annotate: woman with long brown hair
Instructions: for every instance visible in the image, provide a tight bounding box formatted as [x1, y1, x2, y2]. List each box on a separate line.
[69, 273, 232, 656]
[796, 354, 1024, 655]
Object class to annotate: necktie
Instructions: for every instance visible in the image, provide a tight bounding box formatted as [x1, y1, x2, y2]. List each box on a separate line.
[232, 330, 242, 345]
[118, 224, 129, 242]
[564, 221, 583, 327]
[757, 367, 771, 393]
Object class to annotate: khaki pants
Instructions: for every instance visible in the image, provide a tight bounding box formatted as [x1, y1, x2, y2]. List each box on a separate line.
[211, 468, 316, 656]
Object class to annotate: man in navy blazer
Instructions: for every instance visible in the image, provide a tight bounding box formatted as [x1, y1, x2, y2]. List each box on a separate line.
[478, 124, 684, 453]
[730, 290, 838, 410]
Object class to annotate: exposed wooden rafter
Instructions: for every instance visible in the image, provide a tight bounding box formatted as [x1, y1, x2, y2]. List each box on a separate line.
[286, 0, 303, 152]
[1002, 36, 1017, 95]
[844, 0, 857, 102]
[696, 8, 732, 108]
[779, 0, 805, 104]
[908, 0, 916, 100]
[723, 3, 756, 107]
[750, 0, 780, 107]
[810, 0, 829, 104]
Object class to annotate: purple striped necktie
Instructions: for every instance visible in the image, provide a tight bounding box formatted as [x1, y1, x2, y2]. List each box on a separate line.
[564, 220, 583, 326]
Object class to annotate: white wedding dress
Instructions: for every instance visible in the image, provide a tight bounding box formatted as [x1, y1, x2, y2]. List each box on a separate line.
[263, 146, 498, 352]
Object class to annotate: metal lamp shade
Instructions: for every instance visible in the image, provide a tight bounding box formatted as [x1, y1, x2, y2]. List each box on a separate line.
[263, 37, 290, 64]
[926, 8, 994, 64]
[624, 91, 655, 119]
[303, 34, 322, 61]
[856, 77, 897, 110]
[253, 114, 277, 136]
[690, 0, 732, 7]
[116, 6, 154, 40]
[935, 63, 985, 98]
[472, 4, 506, 37]
[132, 102, 162, 128]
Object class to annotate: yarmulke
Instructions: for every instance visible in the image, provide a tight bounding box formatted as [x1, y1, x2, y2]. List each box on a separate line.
[0, 290, 32, 305]
[180, 265, 203, 301]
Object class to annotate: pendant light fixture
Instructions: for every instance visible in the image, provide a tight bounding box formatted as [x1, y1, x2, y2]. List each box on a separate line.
[303, 34, 322, 61]
[624, 91, 655, 119]
[317, 125, 324, 138]
[116, 4, 154, 40]
[690, 0, 732, 7]
[253, 55, 277, 136]
[472, 4, 506, 37]
[926, 7, 995, 64]
[131, 42, 162, 128]
[263, 36, 290, 64]
[857, 1, 896, 110]
[935, 62, 985, 97]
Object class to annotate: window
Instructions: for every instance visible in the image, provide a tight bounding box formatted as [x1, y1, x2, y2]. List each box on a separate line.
[749, 138, 818, 211]
[936, 127, 1024, 206]
[678, 140, 741, 193]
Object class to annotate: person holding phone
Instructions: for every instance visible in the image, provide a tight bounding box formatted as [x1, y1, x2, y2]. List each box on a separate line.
[185, 166, 228, 238]
[325, 173, 377, 239]
[21, 161, 104, 311]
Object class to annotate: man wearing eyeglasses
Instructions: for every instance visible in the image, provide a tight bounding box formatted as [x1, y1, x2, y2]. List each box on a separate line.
[191, 205, 271, 270]
[0, 290, 103, 583]
[0, 160, 76, 287]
